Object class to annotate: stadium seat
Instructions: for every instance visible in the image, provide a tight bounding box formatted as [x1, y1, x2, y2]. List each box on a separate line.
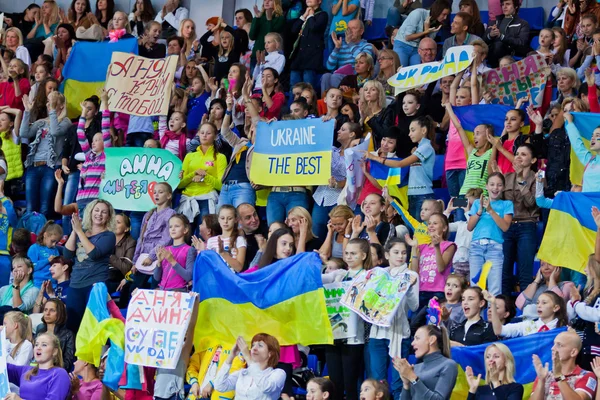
[519, 7, 545, 31]
[531, 36, 539, 50]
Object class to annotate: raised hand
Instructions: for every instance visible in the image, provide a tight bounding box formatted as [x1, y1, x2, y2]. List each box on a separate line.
[526, 104, 543, 126]
[465, 366, 482, 393]
[254, 4, 263, 18]
[404, 234, 417, 247]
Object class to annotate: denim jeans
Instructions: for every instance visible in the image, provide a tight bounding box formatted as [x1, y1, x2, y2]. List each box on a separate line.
[386, 7, 405, 27]
[217, 182, 256, 209]
[65, 284, 93, 333]
[446, 169, 466, 221]
[266, 191, 309, 226]
[408, 193, 435, 223]
[393, 40, 420, 67]
[369, 338, 410, 400]
[290, 69, 319, 97]
[469, 239, 504, 295]
[25, 165, 58, 215]
[126, 132, 152, 147]
[192, 199, 211, 236]
[312, 202, 334, 240]
[502, 222, 537, 295]
[129, 211, 146, 241]
[62, 170, 81, 236]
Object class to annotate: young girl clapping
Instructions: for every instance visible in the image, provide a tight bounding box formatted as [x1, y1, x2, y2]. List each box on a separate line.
[154, 214, 196, 291]
[206, 205, 247, 272]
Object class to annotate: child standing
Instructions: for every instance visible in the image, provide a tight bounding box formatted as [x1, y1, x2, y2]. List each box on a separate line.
[186, 75, 210, 135]
[366, 116, 436, 221]
[447, 287, 497, 347]
[206, 205, 247, 272]
[3, 311, 33, 365]
[160, 112, 189, 161]
[27, 221, 62, 288]
[253, 33, 285, 90]
[0, 57, 30, 110]
[489, 108, 527, 174]
[369, 238, 419, 400]
[564, 112, 600, 192]
[154, 214, 196, 291]
[75, 90, 112, 212]
[467, 173, 514, 295]
[407, 213, 457, 309]
[390, 198, 444, 246]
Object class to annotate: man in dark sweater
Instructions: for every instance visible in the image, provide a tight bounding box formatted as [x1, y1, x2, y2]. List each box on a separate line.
[238, 203, 268, 271]
[484, 0, 530, 67]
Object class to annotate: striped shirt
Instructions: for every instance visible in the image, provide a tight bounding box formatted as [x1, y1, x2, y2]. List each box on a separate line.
[325, 39, 375, 72]
[460, 148, 492, 196]
[76, 110, 111, 202]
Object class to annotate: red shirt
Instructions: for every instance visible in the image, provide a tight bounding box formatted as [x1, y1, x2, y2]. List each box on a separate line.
[0, 78, 30, 110]
[532, 365, 597, 399]
[259, 92, 285, 120]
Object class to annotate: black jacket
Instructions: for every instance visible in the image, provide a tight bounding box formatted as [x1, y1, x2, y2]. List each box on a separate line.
[530, 128, 571, 198]
[448, 318, 498, 346]
[485, 14, 530, 56]
[290, 9, 328, 71]
[36, 323, 76, 372]
[366, 106, 395, 151]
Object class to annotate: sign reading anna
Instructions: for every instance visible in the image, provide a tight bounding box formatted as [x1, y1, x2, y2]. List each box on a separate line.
[250, 118, 334, 186]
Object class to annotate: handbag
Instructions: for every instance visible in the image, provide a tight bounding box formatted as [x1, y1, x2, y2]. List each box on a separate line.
[135, 253, 159, 275]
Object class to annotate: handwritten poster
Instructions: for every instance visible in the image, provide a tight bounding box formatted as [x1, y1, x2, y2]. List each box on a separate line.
[125, 290, 195, 369]
[105, 52, 178, 116]
[388, 45, 474, 94]
[0, 329, 9, 397]
[344, 134, 370, 209]
[482, 54, 550, 107]
[250, 118, 334, 186]
[340, 268, 414, 327]
[100, 148, 182, 212]
[324, 282, 358, 340]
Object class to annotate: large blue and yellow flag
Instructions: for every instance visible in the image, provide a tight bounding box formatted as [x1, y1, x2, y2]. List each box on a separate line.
[453, 104, 530, 139]
[451, 328, 566, 399]
[192, 251, 333, 351]
[75, 283, 125, 391]
[566, 112, 597, 186]
[61, 38, 138, 118]
[538, 192, 600, 273]
[370, 160, 409, 209]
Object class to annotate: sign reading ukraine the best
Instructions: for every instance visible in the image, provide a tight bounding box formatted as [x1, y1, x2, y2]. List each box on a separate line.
[250, 119, 334, 186]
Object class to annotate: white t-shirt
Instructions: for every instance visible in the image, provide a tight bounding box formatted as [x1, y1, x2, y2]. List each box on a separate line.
[206, 235, 247, 257]
[0, 159, 8, 182]
[5, 339, 33, 366]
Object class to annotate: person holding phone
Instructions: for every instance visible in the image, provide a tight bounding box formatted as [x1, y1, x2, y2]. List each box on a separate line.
[484, 0, 530, 67]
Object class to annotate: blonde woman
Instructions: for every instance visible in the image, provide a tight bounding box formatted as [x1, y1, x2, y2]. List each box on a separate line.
[465, 342, 524, 398]
[249, 0, 285, 67]
[27, 0, 60, 39]
[318, 205, 354, 259]
[20, 91, 71, 216]
[553, 67, 580, 107]
[339, 52, 374, 94]
[376, 49, 400, 96]
[286, 207, 321, 253]
[7, 333, 70, 399]
[64, 199, 116, 333]
[3, 27, 31, 67]
[179, 18, 198, 61]
[360, 80, 393, 149]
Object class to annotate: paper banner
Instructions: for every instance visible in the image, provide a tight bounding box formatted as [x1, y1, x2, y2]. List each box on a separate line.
[105, 52, 178, 116]
[125, 290, 195, 369]
[340, 267, 414, 327]
[249, 118, 334, 186]
[324, 282, 358, 339]
[344, 133, 370, 209]
[482, 54, 550, 107]
[388, 45, 474, 94]
[100, 148, 182, 212]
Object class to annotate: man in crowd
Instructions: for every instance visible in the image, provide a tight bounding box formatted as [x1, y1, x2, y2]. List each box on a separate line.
[321, 19, 376, 95]
[418, 37, 438, 63]
[484, 0, 530, 67]
[531, 331, 597, 400]
[238, 203, 267, 271]
[442, 12, 481, 56]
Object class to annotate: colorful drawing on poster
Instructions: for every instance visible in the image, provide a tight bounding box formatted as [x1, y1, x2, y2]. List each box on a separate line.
[125, 290, 196, 369]
[324, 282, 357, 340]
[340, 267, 414, 327]
[482, 54, 550, 107]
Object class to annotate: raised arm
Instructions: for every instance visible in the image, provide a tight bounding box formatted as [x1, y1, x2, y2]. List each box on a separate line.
[444, 103, 473, 153]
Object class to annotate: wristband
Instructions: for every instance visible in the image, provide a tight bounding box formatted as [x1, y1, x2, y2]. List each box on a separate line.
[225, 110, 232, 116]
[209, 380, 215, 388]
[189, 378, 198, 385]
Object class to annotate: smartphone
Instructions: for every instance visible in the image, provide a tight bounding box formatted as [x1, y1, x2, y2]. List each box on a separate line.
[453, 198, 468, 208]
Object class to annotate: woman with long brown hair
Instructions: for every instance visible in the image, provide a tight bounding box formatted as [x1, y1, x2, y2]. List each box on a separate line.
[459, 0, 484, 37]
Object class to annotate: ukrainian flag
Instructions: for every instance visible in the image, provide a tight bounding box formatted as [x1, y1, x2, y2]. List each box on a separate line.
[75, 283, 125, 391]
[566, 111, 597, 186]
[453, 104, 530, 140]
[61, 38, 138, 119]
[370, 160, 409, 209]
[451, 328, 566, 399]
[538, 192, 600, 273]
[192, 251, 333, 351]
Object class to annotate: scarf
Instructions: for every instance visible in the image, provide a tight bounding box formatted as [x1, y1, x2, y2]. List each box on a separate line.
[1, 280, 34, 307]
[160, 130, 187, 161]
[108, 29, 126, 43]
